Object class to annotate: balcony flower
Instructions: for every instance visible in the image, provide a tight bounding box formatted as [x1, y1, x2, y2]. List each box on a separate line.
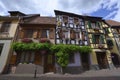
[39, 38, 50, 43]
[21, 38, 33, 43]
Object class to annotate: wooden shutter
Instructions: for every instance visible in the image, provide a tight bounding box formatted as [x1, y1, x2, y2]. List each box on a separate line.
[19, 30, 24, 39]
[39, 29, 42, 38]
[92, 34, 95, 44]
[49, 29, 55, 39]
[96, 21, 101, 29]
[100, 35, 104, 44]
[10, 55, 17, 64]
[33, 30, 38, 39]
[70, 30, 75, 39]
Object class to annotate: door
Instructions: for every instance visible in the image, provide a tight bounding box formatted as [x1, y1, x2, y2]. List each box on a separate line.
[81, 53, 90, 71]
[111, 53, 120, 67]
[34, 53, 42, 65]
[44, 54, 55, 73]
[96, 52, 108, 69]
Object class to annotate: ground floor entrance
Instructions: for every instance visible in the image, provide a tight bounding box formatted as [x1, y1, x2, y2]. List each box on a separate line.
[81, 53, 90, 71]
[111, 53, 120, 68]
[10, 51, 55, 73]
[96, 52, 108, 69]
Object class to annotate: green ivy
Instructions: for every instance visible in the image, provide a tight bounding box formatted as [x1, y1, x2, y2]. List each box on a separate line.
[12, 43, 92, 68]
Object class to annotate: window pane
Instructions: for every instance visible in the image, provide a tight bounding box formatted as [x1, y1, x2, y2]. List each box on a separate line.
[1, 22, 11, 32]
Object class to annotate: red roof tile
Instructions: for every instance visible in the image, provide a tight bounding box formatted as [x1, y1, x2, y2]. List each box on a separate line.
[105, 20, 120, 26]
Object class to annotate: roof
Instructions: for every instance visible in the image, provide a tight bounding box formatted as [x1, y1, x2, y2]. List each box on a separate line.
[105, 20, 120, 27]
[22, 16, 56, 25]
[54, 10, 102, 20]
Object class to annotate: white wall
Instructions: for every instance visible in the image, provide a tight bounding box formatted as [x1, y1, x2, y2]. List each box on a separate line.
[68, 52, 81, 66]
[0, 40, 11, 73]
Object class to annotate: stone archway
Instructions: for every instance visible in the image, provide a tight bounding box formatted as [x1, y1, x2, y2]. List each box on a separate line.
[111, 53, 120, 68]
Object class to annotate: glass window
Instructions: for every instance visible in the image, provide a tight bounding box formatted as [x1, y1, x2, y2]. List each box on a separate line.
[41, 29, 49, 38]
[0, 22, 11, 33]
[24, 29, 34, 38]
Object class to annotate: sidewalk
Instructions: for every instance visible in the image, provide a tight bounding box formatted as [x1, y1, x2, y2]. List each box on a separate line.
[1, 68, 120, 78]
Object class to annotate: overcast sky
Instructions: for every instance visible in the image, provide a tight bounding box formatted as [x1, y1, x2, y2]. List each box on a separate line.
[0, 0, 120, 21]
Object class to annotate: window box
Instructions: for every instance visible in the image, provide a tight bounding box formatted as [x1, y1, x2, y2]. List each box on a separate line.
[98, 44, 104, 49]
[39, 38, 50, 43]
[21, 38, 33, 43]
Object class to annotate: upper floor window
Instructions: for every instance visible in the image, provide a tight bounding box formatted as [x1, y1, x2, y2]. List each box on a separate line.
[0, 22, 11, 33]
[69, 17, 74, 23]
[63, 31, 69, 39]
[88, 21, 101, 29]
[41, 29, 49, 38]
[0, 44, 4, 56]
[24, 29, 34, 38]
[92, 34, 104, 44]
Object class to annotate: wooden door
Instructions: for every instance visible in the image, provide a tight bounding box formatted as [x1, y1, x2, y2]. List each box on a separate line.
[44, 54, 55, 73]
[96, 52, 108, 69]
[34, 53, 42, 65]
[81, 53, 90, 71]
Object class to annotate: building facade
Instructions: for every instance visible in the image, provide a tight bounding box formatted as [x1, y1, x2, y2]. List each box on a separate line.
[0, 12, 20, 73]
[0, 10, 120, 74]
[105, 20, 120, 67]
[9, 15, 56, 74]
[54, 10, 120, 73]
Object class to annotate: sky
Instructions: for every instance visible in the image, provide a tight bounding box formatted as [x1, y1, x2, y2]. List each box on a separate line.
[0, 0, 120, 22]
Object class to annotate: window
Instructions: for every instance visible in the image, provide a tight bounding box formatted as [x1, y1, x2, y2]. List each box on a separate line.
[0, 44, 4, 56]
[63, 31, 69, 39]
[69, 17, 73, 23]
[69, 53, 75, 63]
[107, 39, 114, 46]
[76, 32, 80, 39]
[0, 22, 11, 33]
[24, 29, 34, 38]
[41, 29, 49, 38]
[92, 35, 104, 44]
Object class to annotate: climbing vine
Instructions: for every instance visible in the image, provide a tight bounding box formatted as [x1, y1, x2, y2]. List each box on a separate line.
[12, 42, 92, 68]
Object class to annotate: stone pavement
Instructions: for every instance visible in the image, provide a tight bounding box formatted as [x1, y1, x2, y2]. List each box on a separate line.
[1, 68, 120, 80]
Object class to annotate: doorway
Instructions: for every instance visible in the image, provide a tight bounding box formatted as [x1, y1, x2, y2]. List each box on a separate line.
[81, 53, 90, 71]
[96, 52, 108, 69]
[44, 54, 55, 73]
[111, 53, 120, 68]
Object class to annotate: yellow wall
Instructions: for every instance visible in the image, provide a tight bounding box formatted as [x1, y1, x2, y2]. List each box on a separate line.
[90, 50, 98, 65]
[0, 20, 19, 38]
[102, 22, 119, 55]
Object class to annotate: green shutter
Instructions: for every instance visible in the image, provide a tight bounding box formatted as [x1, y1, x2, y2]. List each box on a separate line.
[88, 21, 92, 29]
[92, 34, 95, 43]
[100, 35, 104, 44]
[96, 21, 101, 29]
[106, 28, 110, 33]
